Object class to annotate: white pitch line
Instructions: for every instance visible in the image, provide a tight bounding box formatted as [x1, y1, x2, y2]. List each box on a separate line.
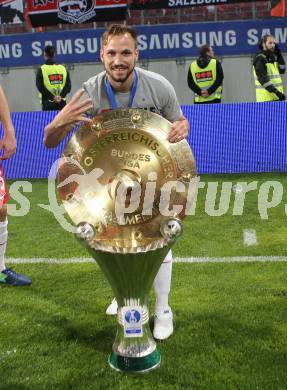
[5, 256, 287, 264]
[174, 256, 287, 263]
[6, 258, 96, 264]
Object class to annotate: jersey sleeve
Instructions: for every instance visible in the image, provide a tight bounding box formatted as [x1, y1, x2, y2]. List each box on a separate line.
[82, 76, 101, 116]
[160, 78, 182, 123]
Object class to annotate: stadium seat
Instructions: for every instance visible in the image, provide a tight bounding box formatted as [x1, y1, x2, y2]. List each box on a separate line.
[255, 1, 270, 18]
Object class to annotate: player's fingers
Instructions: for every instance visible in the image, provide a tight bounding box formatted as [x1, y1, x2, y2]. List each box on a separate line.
[167, 129, 186, 143]
[75, 98, 93, 112]
[76, 116, 92, 123]
[167, 129, 177, 141]
[70, 88, 86, 103]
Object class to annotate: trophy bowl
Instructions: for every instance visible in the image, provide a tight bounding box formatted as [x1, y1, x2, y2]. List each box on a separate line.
[56, 108, 197, 372]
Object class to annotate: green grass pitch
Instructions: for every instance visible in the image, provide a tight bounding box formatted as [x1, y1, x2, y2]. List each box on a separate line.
[1, 173, 287, 389]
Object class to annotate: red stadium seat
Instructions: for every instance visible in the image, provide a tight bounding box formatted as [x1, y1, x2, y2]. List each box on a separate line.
[255, 1, 270, 18]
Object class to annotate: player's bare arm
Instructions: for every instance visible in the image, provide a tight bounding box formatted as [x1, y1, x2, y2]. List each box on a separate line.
[167, 115, 189, 143]
[0, 85, 16, 160]
[44, 88, 93, 148]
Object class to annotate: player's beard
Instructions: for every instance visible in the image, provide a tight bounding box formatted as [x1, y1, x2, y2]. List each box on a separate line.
[105, 63, 135, 85]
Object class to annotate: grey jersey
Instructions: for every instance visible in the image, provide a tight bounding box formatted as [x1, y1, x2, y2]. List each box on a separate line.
[83, 67, 182, 123]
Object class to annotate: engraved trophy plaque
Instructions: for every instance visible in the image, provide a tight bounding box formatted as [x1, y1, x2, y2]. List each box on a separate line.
[57, 109, 197, 372]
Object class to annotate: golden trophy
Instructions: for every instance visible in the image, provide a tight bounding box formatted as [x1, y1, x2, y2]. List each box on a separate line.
[57, 109, 197, 372]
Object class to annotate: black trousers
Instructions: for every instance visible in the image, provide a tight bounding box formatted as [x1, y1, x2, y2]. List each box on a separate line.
[42, 100, 66, 111]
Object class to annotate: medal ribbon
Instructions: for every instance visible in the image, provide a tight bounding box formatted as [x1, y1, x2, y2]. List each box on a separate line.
[105, 70, 138, 109]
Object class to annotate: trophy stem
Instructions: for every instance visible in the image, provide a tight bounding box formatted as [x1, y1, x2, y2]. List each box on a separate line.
[87, 248, 171, 373]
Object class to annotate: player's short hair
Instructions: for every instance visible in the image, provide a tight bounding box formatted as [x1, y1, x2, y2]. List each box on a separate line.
[102, 24, 137, 48]
[44, 45, 55, 59]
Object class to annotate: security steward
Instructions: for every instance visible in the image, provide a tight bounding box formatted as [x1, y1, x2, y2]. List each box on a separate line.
[36, 45, 71, 111]
[187, 45, 224, 104]
[253, 34, 285, 102]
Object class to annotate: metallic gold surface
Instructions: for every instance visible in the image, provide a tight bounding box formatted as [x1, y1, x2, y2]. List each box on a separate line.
[57, 108, 197, 372]
[58, 109, 196, 253]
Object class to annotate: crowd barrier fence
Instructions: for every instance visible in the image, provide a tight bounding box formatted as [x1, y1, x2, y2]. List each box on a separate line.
[0, 102, 286, 179]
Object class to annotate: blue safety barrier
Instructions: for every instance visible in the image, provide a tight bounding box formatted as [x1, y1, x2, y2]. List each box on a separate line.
[0, 102, 286, 179]
[183, 102, 287, 174]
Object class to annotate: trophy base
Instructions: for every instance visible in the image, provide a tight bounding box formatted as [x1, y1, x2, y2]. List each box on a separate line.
[108, 349, 161, 373]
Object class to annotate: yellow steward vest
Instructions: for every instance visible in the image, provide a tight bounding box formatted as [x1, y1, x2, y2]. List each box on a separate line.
[40, 64, 67, 99]
[253, 56, 284, 102]
[190, 58, 222, 103]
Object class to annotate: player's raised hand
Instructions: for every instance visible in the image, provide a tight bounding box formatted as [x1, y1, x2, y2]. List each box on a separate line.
[52, 88, 94, 128]
[44, 89, 94, 148]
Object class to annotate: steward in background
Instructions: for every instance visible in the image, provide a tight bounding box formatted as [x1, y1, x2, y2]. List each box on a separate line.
[187, 45, 224, 104]
[253, 34, 285, 102]
[36, 45, 71, 111]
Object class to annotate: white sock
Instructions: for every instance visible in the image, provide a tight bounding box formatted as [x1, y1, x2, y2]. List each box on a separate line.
[153, 250, 173, 313]
[0, 219, 8, 272]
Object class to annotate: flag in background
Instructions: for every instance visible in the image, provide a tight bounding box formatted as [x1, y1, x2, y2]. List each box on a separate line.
[0, 0, 24, 24]
[270, 0, 286, 17]
[27, 0, 127, 27]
